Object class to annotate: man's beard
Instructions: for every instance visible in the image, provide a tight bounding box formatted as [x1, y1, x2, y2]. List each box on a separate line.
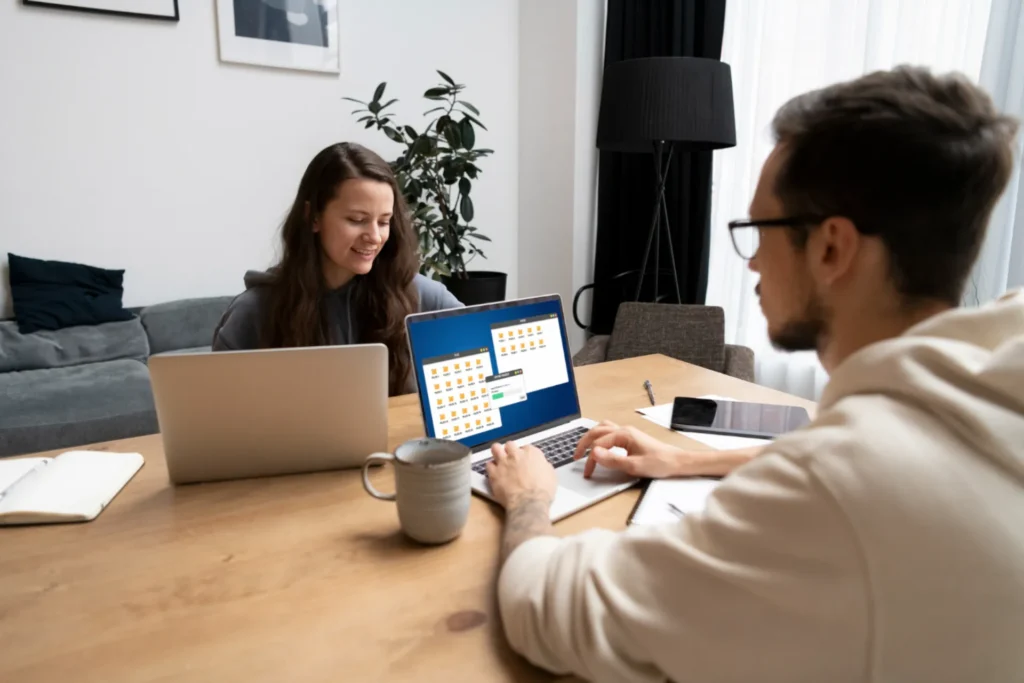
[765, 289, 829, 352]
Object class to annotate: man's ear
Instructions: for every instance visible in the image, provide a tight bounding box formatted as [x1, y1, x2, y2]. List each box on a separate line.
[810, 216, 860, 286]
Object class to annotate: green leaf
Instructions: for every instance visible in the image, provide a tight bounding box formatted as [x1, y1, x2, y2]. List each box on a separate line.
[465, 165, 478, 179]
[460, 195, 475, 222]
[341, 96, 366, 105]
[365, 120, 375, 129]
[379, 98, 398, 110]
[467, 233, 491, 242]
[423, 106, 446, 115]
[437, 70, 456, 86]
[462, 114, 488, 131]
[444, 121, 462, 149]
[460, 119, 475, 150]
[424, 95, 447, 101]
[356, 115, 373, 122]
[459, 178, 471, 196]
[383, 127, 403, 143]
[368, 101, 381, 114]
[460, 101, 480, 115]
[404, 125, 418, 140]
[373, 82, 386, 102]
[424, 87, 448, 98]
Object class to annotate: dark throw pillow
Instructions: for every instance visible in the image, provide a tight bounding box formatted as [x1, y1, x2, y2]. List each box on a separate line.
[8, 253, 133, 333]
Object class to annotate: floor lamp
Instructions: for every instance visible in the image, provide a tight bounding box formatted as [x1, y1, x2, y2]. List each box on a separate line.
[596, 56, 737, 303]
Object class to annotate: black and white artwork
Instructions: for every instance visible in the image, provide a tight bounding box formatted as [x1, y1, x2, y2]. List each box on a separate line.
[216, 0, 340, 73]
[23, 0, 179, 21]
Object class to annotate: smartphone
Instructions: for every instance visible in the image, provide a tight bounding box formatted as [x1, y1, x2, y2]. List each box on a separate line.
[670, 397, 810, 439]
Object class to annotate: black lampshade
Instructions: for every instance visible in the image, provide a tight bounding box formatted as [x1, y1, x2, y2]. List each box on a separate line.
[597, 56, 737, 153]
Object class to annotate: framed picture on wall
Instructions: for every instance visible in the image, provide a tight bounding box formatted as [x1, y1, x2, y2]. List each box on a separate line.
[216, 0, 340, 74]
[23, 0, 179, 21]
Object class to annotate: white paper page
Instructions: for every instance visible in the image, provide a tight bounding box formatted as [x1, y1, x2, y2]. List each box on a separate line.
[636, 395, 772, 450]
[630, 477, 720, 526]
[0, 458, 50, 496]
[0, 451, 143, 521]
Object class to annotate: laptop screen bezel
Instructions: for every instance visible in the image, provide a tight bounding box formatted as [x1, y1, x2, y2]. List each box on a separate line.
[405, 293, 583, 452]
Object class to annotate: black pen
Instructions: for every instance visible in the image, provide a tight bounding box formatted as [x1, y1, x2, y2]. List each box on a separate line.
[643, 379, 656, 406]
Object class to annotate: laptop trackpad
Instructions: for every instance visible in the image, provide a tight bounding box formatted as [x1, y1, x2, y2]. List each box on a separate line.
[557, 458, 634, 496]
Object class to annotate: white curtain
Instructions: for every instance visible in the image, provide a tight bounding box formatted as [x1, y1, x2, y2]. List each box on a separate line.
[968, 0, 1024, 305]
[706, 0, 994, 400]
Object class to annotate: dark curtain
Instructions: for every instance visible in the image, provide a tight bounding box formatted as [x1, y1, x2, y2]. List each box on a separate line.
[586, 0, 727, 334]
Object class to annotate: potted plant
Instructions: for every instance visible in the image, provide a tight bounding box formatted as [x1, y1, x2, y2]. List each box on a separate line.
[343, 72, 506, 304]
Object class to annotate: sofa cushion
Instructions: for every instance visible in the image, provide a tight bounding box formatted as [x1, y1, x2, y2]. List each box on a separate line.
[8, 253, 133, 333]
[140, 296, 234, 354]
[0, 317, 150, 373]
[0, 359, 157, 458]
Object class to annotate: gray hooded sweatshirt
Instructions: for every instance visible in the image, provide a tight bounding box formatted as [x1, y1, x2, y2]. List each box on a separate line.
[212, 270, 463, 392]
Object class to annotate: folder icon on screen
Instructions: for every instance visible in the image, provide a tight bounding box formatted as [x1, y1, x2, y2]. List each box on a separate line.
[540, 339, 544, 345]
[446, 381, 452, 388]
[434, 383, 440, 390]
[443, 366, 449, 372]
[457, 378, 463, 385]
[521, 343, 526, 349]
[432, 369, 437, 375]
[450, 411, 457, 418]
[465, 423, 471, 430]
[436, 399, 442, 406]
[465, 362, 471, 369]
[484, 402, 489, 408]
[501, 347, 506, 353]
[499, 332, 503, 339]
[476, 359, 482, 365]
[463, 408, 469, 415]
[476, 419, 482, 426]
[448, 396, 455, 404]
[454, 426, 461, 432]
[518, 329, 523, 336]
[460, 393, 466, 400]
[478, 373, 484, 380]
[486, 416, 492, 423]
[443, 429, 449, 436]
[470, 390, 476, 398]
[530, 341, 535, 347]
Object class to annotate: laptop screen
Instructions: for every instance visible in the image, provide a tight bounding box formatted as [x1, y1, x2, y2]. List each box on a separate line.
[406, 295, 581, 450]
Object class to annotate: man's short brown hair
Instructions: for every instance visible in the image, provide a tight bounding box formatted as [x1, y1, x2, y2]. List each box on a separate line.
[771, 66, 1018, 305]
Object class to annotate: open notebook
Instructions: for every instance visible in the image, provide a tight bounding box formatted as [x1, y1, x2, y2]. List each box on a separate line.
[0, 451, 143, 525]
[628, 477, 721, 526]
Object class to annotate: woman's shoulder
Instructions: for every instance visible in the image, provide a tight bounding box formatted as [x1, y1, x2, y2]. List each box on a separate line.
[211, 286, 270, 351]
[412, 273, 464, 312]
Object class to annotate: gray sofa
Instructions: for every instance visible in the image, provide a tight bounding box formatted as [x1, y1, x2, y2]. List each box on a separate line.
[0, 296, 233, 458]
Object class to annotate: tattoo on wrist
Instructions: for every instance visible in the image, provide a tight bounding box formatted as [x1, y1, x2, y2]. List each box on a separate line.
[501, 490, 555, 564]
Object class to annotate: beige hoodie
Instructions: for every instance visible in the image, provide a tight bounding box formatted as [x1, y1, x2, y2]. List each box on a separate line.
[499, 289, 1024, 683]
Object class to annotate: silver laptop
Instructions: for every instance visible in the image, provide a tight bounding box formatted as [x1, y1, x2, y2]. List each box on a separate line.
[149, 345, 388, 484]
[406, 294, 637, 521]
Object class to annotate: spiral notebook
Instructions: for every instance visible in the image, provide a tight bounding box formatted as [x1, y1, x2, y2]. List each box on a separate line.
[0, 451, 143, 526]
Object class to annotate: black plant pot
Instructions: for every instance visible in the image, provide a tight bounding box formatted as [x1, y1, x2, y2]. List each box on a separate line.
[442, 271, 507, 306]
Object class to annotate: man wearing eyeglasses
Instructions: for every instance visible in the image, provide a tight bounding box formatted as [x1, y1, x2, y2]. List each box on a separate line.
[486, 66, 1024, 682]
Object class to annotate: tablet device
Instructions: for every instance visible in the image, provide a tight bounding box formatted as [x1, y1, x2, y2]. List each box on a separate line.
[670, 397, 810, 439]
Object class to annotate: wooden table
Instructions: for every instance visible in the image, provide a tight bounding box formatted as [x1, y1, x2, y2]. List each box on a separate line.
[0, 355, 813, 683]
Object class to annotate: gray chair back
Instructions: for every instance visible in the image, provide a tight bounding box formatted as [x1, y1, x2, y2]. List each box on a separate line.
[606, 303, 726, 372]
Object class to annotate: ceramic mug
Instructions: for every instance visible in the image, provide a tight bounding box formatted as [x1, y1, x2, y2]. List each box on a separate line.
[361, 438, 472, 544]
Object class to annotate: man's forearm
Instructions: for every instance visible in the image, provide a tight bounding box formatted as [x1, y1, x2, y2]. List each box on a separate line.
[501, 491, 555, 564]
[675, 445, 764, 477]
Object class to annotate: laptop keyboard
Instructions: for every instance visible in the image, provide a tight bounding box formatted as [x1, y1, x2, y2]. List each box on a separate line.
[472, 426, 590, 475]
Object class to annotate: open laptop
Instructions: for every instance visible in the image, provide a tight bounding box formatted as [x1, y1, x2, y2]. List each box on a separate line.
[406, 294, 637, 521]
[149, 345, 388, 484]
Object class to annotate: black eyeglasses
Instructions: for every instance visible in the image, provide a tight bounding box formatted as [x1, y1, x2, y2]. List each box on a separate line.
[726, 215, 827, 260]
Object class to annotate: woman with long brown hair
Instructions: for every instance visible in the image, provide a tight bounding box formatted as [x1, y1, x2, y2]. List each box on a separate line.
[212, 142, 462, 395]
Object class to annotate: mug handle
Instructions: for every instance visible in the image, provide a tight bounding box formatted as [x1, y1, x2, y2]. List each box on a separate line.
[362, 453, 397, 501]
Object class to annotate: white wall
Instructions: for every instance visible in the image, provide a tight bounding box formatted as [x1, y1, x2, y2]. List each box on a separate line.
[518, 0, 605, 353]
[0, 0, 518, 316]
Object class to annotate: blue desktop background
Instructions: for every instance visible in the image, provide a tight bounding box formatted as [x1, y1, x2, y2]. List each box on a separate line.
[408, 298, 580, 449]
